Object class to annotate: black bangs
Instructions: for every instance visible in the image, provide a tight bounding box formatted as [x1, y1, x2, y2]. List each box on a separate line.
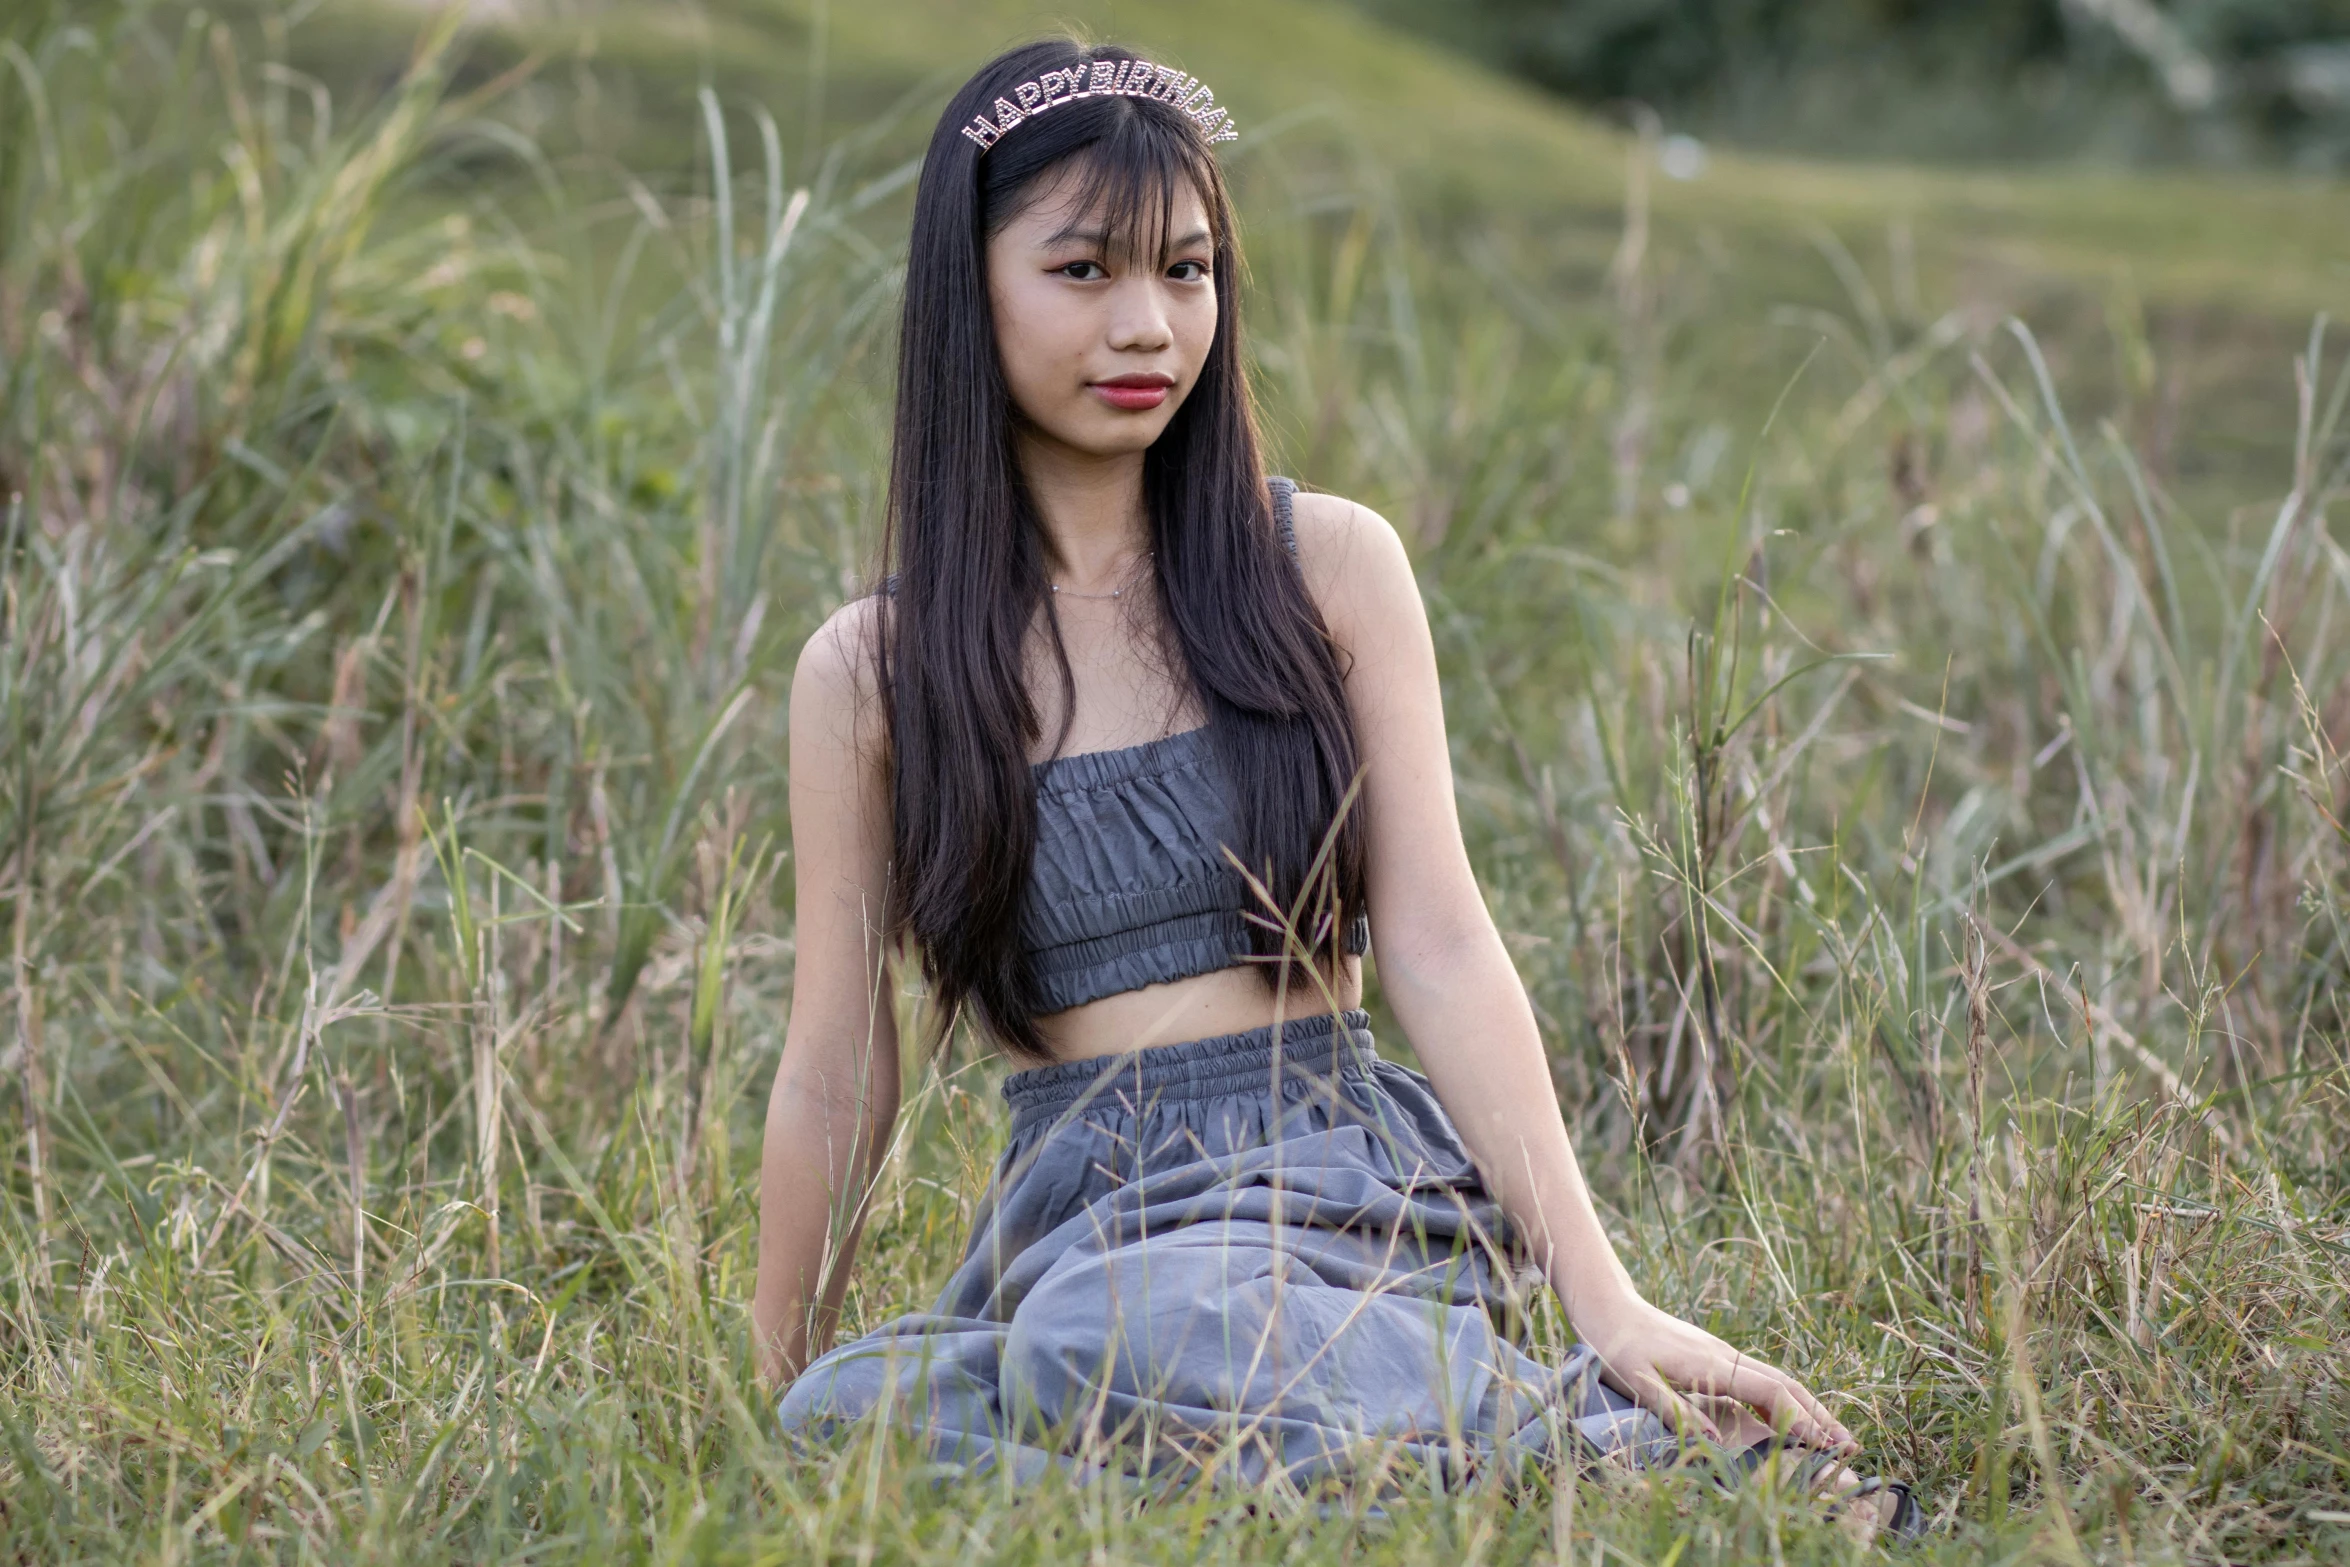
[977, 83, 1222, 266]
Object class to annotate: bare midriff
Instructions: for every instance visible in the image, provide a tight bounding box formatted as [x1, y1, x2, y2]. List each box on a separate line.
[1031, 956, 1364, 1063]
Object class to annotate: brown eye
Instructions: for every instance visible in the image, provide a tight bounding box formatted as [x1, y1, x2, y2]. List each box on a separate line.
[1169, 259, 1210, 282]
[1057, 260, 1108, 281]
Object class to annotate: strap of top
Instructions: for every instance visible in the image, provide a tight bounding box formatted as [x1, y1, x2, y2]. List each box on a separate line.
[1269, 476, 1299, 556]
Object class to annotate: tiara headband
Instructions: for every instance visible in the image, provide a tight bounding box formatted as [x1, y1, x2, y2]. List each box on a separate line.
[960, 58, 1238, 152]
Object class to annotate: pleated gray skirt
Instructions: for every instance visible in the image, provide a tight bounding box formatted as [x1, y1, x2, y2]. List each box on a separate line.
[777, 1009, 1676, 1486]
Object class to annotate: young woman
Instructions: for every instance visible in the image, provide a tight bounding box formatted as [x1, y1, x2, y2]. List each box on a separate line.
[756, 39, 1918, 1537]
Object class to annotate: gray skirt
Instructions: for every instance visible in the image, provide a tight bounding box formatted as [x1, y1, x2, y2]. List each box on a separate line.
[777, 1009, 1675, 1486]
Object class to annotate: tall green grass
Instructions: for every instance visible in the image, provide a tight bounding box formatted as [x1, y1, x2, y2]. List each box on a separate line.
[2, 5, 2345, 1562]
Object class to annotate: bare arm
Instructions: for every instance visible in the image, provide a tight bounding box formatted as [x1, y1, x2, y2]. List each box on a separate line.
[754, 600, 901, 1388]
[1289, 492, 1854, 1453]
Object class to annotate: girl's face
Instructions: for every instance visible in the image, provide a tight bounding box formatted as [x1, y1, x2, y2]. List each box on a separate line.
[985, 164, 1219, 462]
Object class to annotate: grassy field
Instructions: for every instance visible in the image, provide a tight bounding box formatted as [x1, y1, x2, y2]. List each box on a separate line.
[3, 1, 2348, 1562]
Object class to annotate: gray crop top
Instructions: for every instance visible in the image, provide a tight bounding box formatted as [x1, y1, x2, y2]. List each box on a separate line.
[1020, 478, 1370, 1014]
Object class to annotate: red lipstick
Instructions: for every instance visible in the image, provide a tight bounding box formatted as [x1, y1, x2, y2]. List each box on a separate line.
[1091, 372, 1175, 411]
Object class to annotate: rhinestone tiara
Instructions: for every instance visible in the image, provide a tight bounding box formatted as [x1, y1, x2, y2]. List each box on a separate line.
[960, 58, 1238, 152]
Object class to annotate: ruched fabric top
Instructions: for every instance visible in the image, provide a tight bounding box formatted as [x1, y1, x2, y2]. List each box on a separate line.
[1019, 478, 1368, 1014]
[1023, 728, 1370, 1013]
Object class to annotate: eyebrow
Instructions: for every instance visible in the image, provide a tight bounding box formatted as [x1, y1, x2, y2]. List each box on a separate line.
[1041, 223, 1215, 255]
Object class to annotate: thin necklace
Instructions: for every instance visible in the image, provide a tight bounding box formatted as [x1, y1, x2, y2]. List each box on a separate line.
[1050, 551, 1152, 601]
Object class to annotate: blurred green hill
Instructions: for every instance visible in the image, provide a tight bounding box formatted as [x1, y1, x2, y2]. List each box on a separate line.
[280, 0, 2346, 303]
[258, 0, 2344, 491]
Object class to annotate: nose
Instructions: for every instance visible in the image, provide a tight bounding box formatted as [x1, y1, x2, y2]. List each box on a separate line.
[1104, 275, 1174, 354]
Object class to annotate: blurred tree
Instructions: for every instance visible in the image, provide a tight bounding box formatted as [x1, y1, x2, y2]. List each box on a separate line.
[1349, 0, 2350, 165]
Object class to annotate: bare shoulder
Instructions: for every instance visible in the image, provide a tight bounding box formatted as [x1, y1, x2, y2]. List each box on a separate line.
[1284, 489, 1419, 638]
[795, 595, 883, 695]
[791, 594, 887, 755]
[1287, 488, 1403, 556]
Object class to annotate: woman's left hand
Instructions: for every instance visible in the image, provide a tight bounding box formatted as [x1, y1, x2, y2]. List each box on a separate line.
[1577, 1292, 1858, 1455]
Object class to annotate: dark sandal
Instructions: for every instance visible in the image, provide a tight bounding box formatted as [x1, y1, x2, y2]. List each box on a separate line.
[1721, 1438, 1929, 1542]
[1830, 1474, 1927, 1541]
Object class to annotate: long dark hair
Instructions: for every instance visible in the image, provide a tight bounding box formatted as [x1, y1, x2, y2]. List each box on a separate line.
[877, 39, 1364, 1056]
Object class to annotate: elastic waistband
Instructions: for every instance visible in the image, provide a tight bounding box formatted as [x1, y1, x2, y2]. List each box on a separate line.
[1002, 1008, 1375, 1126]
